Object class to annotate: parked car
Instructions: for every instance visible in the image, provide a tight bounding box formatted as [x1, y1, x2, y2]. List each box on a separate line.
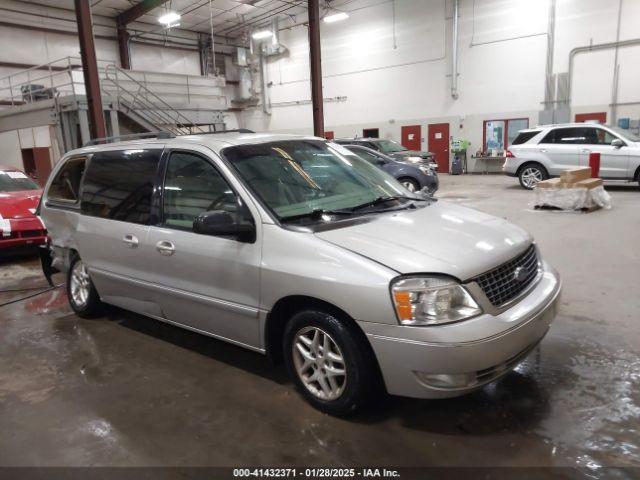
[503, 123, 640, 189]
[0, 166, 47, 252]
[39, 132, 560, 415]
[342, 144, 438, 194]
[335, 137, 437, 169]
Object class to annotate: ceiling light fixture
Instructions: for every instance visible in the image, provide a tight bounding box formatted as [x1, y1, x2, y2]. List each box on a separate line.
[158, 11, 181, 26]
[251, 30, 273, 40]
[323, 11, 349, 23]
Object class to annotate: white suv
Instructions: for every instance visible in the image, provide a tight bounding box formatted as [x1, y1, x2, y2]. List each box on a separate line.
[502, 123, 640, 189]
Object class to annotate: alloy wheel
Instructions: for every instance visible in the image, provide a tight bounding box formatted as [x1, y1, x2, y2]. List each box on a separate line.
[292, 326, 347, 401]
[70, 260, 91, 308]
[521, 167, 543, 188]
[402, 180, 417, 192]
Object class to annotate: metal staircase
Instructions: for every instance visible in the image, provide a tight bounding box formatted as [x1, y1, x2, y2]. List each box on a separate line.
[0, 56, 228, 151]
[101, 65, 205, 135]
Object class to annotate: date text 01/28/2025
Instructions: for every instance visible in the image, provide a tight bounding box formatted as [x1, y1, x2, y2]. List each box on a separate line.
[233, 468, 401, 478]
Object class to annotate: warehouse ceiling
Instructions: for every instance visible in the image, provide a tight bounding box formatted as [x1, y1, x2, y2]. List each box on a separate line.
[20, 0, 315, 38]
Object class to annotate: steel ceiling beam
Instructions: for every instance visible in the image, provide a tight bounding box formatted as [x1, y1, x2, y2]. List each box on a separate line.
[116, 0, 169, 69]
[116, 0, 170, 26]
[74, 0, 107, 140]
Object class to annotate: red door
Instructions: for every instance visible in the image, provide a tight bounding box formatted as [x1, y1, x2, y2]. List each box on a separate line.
[428, 123, 450, 173]
[401, 125, 421, 151]
[575, 112, 607, 124]
[324, 131, 334, 140]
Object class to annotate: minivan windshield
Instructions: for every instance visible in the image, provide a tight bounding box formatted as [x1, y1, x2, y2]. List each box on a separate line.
[0, 171, 39, 192]
[377, 140, 408, 153]
[223, 140, 419, 221]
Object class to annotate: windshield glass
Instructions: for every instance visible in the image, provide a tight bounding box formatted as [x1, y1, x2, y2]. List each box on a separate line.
[0, 171, 39, 192]
[609, 126, 640, 143]
[223, 140, 414, 220]
[377, 140, 408, 153]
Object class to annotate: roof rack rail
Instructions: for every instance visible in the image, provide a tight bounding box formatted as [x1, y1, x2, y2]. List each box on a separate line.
[84, 131, 175, 146]
[185, 129, 255, 136]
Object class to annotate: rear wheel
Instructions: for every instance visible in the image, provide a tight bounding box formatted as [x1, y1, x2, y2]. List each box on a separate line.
[67, 254, 104, 318]
[399, 177, 420, 193]
[518, 163, 548, 189]
[283, 310, 378, 416]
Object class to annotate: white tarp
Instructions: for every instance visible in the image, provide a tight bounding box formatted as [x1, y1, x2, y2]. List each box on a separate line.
[531, 186, 611, 211]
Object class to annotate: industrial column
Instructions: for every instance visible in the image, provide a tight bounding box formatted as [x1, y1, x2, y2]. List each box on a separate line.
[307, 0, 324, 137]
[74, 0, 106, 140]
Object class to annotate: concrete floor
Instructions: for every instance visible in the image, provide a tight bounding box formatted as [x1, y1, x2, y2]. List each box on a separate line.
[0, 175, 638, 469]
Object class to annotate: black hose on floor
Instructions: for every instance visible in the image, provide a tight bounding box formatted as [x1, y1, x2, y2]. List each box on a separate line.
[0, 284, 64, 308]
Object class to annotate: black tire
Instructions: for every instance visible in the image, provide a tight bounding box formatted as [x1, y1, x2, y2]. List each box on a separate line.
[518, 163, 548, 190]
[283, 310, 378, 416]
[66, 253, 104, 318]
[399, 177, 420, 193]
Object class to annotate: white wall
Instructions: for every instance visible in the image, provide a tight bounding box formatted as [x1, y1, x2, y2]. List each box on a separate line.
[235, 0, 640, 168]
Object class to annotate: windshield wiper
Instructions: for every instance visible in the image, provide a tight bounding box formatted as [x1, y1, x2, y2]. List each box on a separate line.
[281, 208, 357, 222]
[348, 195, 426, 212]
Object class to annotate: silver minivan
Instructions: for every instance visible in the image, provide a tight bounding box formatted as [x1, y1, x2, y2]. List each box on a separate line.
[40, 131, 561, 415]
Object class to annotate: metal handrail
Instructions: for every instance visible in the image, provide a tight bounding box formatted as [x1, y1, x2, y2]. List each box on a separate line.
[102, 64, 205, 134]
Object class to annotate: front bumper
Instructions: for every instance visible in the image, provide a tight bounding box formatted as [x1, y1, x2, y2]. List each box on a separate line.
[358, 263, 561, 399]
[0, 217, 47, 250]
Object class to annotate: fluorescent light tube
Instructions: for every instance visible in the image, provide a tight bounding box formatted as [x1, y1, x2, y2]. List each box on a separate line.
[323, 11, 349, 23]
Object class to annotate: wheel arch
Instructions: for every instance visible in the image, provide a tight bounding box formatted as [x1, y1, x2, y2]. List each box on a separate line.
[516, 161, 549, 177]
[264, 295, 374, 366]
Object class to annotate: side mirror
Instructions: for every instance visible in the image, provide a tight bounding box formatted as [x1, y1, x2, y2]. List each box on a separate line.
[611, 138, 624, 148]
[193, 210, 255, 242]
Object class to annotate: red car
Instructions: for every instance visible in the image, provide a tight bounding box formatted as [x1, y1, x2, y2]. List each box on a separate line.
[0, 166, 47, 251]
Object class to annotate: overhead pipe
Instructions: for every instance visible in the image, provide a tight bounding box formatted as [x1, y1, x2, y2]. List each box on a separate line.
[567, 37, 640, 106]
[451, 0, 459, 99]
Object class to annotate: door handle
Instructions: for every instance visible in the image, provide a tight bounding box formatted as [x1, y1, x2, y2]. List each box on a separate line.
[581, 149, 591, 153]
[539, 149, 547, 153]
[122, 234, 139, 248]
[156, 240, 175, 256]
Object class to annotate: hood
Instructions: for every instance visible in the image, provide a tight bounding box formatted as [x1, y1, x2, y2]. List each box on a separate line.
[0, 189, 42, 219]
[390, 150, 433, 159]
[314, 202, 532, 280]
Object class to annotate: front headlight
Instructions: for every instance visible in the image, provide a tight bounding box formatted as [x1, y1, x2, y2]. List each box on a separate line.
[391, 276, 482, 326]
[418, 166, 434, 175]
[405, 156, 423, 163]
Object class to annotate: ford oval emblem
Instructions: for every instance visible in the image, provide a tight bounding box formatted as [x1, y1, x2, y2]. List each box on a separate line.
[513, 266, 527, 283]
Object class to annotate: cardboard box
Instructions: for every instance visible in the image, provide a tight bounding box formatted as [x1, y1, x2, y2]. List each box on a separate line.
[574, 178, 603, 189]
[560, 167, 592, 183]
[536, 178, 569, 189]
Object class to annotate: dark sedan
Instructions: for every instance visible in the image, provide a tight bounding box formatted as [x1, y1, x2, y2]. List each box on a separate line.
[335, 138, 437, 169]
[342, 144, 438, 194]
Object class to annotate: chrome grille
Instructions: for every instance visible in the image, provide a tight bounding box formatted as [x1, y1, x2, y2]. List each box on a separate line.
[473, 245, 539, 307]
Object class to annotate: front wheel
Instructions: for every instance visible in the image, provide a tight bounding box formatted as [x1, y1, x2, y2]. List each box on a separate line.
[283, 310, 378, 416]
[399, 177, 420, 193]
[518, 164, 548, 189]
[67, 254, 104, 318]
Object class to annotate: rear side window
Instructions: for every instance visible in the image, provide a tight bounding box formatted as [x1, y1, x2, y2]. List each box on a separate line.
[48, 157, 86, 202]
[81, 149, 161, 225]
[512, 131, 541, 145]
[541, 127, 587, 144]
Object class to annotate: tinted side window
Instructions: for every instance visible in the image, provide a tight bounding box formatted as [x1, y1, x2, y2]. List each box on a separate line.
[81, 149, 161, 225]
[583, 128, 620, 145]
[163, 152, 239, 230]
[541, 128, 587, 144]
[512, 131, 541, 145]
[351, 149, 380, 164]
[48, 157, 86, 202]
